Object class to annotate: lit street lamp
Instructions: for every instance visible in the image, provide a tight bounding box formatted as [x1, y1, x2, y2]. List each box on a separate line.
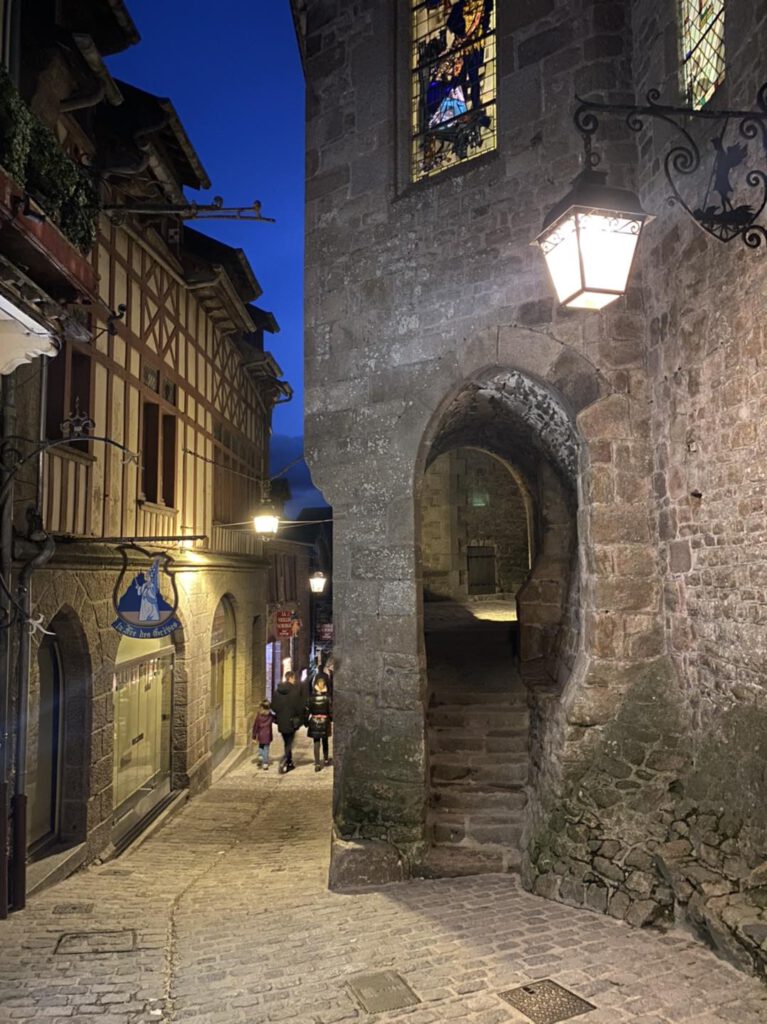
[253, 500, 280, 538]
[535, 84, 767, 309]
[534, 168, 649, 311]
[309, 571, 327, 594]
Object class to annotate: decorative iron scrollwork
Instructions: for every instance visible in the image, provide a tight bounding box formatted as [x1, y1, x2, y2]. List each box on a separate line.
[573, 83, 767, 248]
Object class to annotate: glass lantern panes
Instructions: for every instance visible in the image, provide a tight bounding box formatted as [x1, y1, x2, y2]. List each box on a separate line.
[681, 0, 725, 109]
[412, 0, 496, 181]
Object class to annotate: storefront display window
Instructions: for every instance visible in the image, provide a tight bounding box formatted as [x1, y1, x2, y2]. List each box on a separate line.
[112, 635, 173, 825]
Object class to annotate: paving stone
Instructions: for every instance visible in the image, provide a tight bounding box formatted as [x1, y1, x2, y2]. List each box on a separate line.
[0, 734, 765, 1023]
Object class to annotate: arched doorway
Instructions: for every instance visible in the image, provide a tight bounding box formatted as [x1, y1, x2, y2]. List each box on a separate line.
[112, 634, 174, 843]
[418, 370, 580, 876]
[27, 607, 90, 858]
[209, 596, 236, 768]
[27, 636, 63, 852]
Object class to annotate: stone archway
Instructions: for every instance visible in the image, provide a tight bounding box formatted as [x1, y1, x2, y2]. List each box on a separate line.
[416, 369, 582, 877]
[27, 606, 91, 853]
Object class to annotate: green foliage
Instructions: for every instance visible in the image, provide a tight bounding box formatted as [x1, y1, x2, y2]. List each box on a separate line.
[0, 68, 98, 253]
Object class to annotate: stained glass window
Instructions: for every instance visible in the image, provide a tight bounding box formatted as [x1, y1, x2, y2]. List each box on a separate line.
[681, 0, 725, 109]
[412, 0, 496, 181]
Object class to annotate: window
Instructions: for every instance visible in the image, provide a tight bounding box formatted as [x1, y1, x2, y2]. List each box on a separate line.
[412, 0, 497, 181]
[268, 553, 298, 604]
[681, 0, 725, 109]
[212, 419, 259, 525]
[141, 403, 177, 507]
[46, 342, 92, 450]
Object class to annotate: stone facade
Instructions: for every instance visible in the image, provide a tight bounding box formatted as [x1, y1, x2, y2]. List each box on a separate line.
[421, 447, 530, 601]
[298, 0, 767, 976]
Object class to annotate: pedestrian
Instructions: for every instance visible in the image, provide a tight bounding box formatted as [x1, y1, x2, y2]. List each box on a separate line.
[270, 670, 304, 773]
[306, 674, 332, 772]
[252, 700, 274, 771]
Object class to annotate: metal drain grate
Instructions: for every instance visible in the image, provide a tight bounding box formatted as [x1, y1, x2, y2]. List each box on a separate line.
[347, 971, 420, 1013]
[498, 980, 595, 1024]
[52, 903, 94, 915]
[55, 930, 137, 955]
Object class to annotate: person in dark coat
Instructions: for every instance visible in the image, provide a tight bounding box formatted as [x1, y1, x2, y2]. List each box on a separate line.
[306, 674, 332, 771]
[270, 671, 304, 773]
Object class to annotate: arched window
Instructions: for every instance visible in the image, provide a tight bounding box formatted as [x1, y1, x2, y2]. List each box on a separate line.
[210, 597, 237, 766]
[112, 634, 173, 839]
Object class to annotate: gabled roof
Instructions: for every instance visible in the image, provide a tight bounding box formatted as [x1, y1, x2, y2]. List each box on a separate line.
[182, 227, 261, 303]
[60, 0, 140, 56]
[248, 305, 280, 334]
[110, 82, 211, 191]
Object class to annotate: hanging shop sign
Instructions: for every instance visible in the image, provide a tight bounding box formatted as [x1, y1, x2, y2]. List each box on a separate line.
[275, 609, 295, 639]
[112, 546, 182, 639]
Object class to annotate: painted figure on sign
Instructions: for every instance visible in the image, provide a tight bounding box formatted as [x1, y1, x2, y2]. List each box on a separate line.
[136, 557, 161, 623]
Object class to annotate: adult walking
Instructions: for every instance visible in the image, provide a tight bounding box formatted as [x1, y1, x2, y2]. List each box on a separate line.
[271, 670, 304, 773]
[306, 674, 332, 772]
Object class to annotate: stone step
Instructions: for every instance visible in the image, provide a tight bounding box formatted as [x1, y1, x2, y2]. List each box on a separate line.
[428, 732, 529, 756]
[430, 759, 529, 787]
[431, 786, 528, 814]
[431, 817, 524, 848]
[428, 689, 527, 707]
[416, 844, 521, 878]
[427, 708, 530, 730]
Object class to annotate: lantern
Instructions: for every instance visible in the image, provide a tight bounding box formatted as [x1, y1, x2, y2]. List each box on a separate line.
[309, 571, 327, 594]
[253, 501, 280, 538]
[534, 169, 651, 310]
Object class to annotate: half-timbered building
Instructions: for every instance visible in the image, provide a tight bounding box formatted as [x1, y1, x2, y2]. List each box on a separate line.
[0, 0, 292, 905]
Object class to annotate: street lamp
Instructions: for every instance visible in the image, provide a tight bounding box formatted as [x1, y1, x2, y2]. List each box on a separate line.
[309, 571, 327, 594]
[535, 84, 767, 308]
[253, 500, 280, 538]
[534, 168, 650, 310]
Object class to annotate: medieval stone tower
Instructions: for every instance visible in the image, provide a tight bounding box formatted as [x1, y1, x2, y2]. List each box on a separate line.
[296, 0, 767, 974]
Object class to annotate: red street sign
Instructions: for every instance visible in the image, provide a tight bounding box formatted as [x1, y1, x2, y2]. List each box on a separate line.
[275, 610, 294, 639]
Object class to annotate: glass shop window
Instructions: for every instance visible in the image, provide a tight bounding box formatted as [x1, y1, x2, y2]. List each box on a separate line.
[412, 0, 497, 182]
[681, 0, 725, 109]
[112, 635, 173, 812]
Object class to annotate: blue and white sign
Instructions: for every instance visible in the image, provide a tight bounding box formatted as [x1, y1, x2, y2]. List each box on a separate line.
[112, 549, 181, 639]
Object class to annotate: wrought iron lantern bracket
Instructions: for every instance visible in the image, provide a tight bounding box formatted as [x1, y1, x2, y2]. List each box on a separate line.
[573, 83, 767, 248]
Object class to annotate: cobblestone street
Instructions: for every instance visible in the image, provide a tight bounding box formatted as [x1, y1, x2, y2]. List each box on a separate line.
[0, 734, 765, 1024]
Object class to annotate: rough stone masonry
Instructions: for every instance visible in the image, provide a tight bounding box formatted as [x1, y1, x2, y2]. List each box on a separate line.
[298, 0, 767, 977]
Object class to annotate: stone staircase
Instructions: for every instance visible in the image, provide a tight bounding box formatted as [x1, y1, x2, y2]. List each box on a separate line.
[421, 620, 530, 877]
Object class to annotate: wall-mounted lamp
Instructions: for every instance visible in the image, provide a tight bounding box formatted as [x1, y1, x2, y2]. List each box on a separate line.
[309, 571, 327, 594]
[535, 83, 767, 308]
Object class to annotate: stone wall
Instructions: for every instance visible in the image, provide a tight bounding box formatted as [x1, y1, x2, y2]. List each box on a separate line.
[421, 448, 530, 601]
[301, 0, 767, 977]
[22, 548, 267, 860]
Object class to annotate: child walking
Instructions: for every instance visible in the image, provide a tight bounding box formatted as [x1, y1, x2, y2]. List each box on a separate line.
[252, 700, 274, 770]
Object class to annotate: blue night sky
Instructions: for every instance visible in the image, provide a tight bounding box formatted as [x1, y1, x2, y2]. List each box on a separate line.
[108, 1, 319, 510]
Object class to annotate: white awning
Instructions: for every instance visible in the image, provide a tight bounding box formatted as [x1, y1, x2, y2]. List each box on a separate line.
[0, 292, 58, 375]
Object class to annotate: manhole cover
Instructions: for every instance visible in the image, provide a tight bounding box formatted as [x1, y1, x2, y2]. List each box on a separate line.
[498, 980, 595, 1024]
[52, 903, 94, 915]
[347, 971, 420, 1013]
[55, 930, 136, 955]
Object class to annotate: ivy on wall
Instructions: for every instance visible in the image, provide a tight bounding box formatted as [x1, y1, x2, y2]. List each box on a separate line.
[0, 69, 99, 253]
